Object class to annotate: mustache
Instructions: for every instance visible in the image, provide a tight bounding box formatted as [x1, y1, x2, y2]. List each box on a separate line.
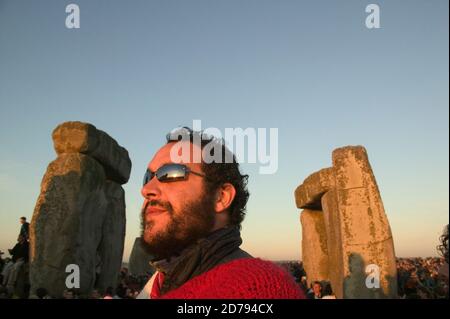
[142, 200, 173, 215]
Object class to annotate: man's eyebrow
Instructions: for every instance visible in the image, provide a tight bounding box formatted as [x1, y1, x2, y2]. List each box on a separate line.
[148, 161, 176, 172]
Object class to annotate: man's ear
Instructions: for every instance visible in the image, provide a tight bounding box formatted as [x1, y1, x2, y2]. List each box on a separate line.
[214, 183, 236, 213]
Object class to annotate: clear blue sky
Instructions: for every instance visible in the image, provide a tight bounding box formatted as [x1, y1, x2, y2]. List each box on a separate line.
[0, 0, 448, 261]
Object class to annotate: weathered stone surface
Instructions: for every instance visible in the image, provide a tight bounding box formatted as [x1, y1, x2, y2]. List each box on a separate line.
[128, 238, 156, 277]
[342, 241, 398, 299]
[332, 146, 368, 190]
[295, 168, 335, 209]
[30, 123, 130, 298]
[296, 146, 397, 299]
[52, 121, 131, 184]
[321, 188, 393, 299]
[95, 181, 126, 293]
[30, 153, 108, 297]
[332, 146, 397, 298]
[321, 190, 344, 299]
[300, 209, 329, 287]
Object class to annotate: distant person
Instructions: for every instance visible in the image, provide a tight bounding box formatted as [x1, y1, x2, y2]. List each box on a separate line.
[1, 258, 13, 286]
[120, 267, 129, 278]
[103, 287, 114, 299]
[125, 288, 135, 299]
[62, 289, 74, 299]
[36, 287, 51, 299]
[0, 285, 9, 299]
[19, 217, 30, 241]
[90, 289, 102, 299]
[307, 281, 323, 299]
[0, 250, 4, 273]
[115, 285, 127, 299]
[5, 235, 29, 291]
[137, 128, 305, 299]
[437, 224, 449, 298]
[321, 282, 336, 299]
[8, 235, 29, 263]
[402, 278, 421, 299]
[299, 276, 308, 293]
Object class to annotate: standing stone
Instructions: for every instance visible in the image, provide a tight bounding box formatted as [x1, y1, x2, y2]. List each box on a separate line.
[300, 209, 329, 287]
[331, 146, 397, 299]
[95, 181, 126, 293]
[295, 146, 397, 299]
[30, 122, 131, 298]
[321, 189, 345, 299]
[52, 121, 131, 184]
[128, 238, 155, 277]
[295, 168, 335, 210]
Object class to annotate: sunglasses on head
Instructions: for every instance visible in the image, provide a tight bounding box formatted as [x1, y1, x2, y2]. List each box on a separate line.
[143, 163, 205, 185]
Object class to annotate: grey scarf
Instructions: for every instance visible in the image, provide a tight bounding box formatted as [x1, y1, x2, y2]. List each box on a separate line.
[151, 226, 252, 295]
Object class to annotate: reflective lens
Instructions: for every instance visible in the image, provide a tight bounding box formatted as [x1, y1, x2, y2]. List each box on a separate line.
[143, 169, 153, 186]
[156, 164, 187, 182]
[143, 164, 188, 185]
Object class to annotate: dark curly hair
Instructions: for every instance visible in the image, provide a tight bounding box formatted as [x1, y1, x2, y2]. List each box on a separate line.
[437, 224, 449, 263]
[166, 127, 250, 228]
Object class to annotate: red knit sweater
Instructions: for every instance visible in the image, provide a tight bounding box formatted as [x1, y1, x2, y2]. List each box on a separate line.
[160, 258, 306, 299]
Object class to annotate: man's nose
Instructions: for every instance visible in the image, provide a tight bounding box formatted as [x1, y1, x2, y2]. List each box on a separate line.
[141, 176, 161, 199]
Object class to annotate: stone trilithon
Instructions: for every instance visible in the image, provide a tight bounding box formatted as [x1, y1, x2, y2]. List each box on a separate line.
[295, 146, 397, 299]
[29, 121, 131, 298]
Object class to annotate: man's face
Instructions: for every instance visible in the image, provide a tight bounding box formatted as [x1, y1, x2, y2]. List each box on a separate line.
[91, 290, 101, 299]
[313, 283, 322, 295]
[63, 290, 74, 299]
[140, 142, 216, 259]
[20, 219, 25, 224]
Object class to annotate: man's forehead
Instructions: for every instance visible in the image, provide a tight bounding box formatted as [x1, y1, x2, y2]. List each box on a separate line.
[148, 141, 201, 169]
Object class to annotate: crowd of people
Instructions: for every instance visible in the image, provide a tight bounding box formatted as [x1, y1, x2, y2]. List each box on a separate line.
[0, 217, 30, 298]
[276, 261, 336, 299]
[276, 256, 448, 299]
[276, 224, 449, 299]
[35, 268, 153, 299]
[396, 257, 448, 299]
[0, 217, 448, 299]
[4, 257, 444, 299]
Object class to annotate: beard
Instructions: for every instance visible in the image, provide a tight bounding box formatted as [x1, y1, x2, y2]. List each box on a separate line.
[140, 190, 216, 260]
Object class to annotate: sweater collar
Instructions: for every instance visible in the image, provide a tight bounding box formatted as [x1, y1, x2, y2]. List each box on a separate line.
[150, 226, 243, 295]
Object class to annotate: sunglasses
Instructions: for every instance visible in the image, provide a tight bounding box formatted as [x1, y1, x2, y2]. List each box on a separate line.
[143, 163, 205, 185]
